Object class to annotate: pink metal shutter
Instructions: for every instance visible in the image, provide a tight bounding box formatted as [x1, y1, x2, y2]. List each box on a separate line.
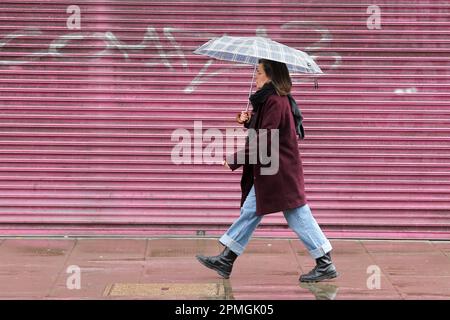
[0, 1, 449, 239]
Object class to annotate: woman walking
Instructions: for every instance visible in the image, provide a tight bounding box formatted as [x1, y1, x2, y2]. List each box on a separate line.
[196, 59, 338, 283]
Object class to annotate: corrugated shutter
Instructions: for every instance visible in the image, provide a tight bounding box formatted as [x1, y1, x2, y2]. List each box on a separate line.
[0, 0, 449, 239]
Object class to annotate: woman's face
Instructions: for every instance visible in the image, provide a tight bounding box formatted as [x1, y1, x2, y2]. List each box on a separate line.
[255, 63, 270, 89]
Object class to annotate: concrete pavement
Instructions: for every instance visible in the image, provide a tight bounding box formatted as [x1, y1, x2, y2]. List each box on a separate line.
[0, 237, 449, 300]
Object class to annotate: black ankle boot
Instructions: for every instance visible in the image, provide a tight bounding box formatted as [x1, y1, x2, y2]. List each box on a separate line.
[299, 252, 338, 283]
[196, 247, 238, 279]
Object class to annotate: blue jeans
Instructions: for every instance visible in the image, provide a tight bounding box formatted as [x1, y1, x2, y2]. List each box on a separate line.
[219, 184, 332, 259]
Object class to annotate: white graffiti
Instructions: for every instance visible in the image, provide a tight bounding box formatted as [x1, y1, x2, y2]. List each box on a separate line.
[0, 23, 342, 92]
[394, 87, 418, 94]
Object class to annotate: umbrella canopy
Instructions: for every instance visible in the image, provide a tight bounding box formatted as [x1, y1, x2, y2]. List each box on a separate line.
[193, 35, 323, 74]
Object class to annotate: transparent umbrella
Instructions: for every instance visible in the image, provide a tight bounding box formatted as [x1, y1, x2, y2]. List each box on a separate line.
[194, 35, 323, 111]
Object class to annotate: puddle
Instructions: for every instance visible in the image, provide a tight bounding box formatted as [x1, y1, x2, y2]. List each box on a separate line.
[300, 282, 339, 300]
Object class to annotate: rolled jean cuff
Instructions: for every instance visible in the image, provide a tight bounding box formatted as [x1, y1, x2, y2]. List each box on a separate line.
[219, 234, 244, 256]
[309, 240, 333, 259]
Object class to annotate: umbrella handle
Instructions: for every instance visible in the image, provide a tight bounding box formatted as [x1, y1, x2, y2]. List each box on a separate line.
[245, 64, 257, 112]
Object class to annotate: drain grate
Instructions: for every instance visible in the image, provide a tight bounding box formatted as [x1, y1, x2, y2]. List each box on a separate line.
[104, 283, 226, 298]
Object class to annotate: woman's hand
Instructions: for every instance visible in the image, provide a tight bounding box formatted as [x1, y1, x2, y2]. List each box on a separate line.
[236, 111, 252, 124]
[222, 159, 231, 169]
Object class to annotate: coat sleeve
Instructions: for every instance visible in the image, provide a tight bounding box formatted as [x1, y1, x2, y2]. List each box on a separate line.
[226, 96, 281, 171]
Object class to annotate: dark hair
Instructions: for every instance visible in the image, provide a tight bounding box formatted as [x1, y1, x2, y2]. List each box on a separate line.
[258, 59, 292, 96]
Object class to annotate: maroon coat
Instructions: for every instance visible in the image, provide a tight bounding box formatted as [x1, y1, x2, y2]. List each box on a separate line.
[226, 93, 307, 216]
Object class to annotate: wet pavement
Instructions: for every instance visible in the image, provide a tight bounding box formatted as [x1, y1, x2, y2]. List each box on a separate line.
[0, 237, 449, 300]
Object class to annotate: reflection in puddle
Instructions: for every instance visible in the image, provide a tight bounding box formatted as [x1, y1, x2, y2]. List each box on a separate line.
[300, 282, 339, 300]
[222, 279, 235, 300]
[217, 280, 337, 300]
